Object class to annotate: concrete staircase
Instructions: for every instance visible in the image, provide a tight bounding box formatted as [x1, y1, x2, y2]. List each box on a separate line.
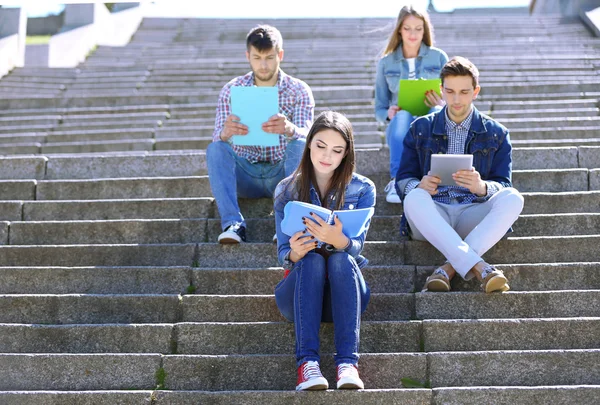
[0, 11, 598, 404]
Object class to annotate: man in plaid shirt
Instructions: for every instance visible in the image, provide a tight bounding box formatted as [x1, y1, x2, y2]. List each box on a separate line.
[396, 57, 524, 293]
[207, 24, 314, 244]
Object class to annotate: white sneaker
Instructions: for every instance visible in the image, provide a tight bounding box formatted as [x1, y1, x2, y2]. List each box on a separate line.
[384, 179, 401, 203]
[336, 363, 364, 389]
[272, 233, 277, 243]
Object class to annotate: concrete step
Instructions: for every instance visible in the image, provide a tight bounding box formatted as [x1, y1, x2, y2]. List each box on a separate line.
[35, 176, 211, 200]
[163, 352, 426, 390]
[174, 317, 600, 355]
[0, 354, 159, 390]
[21, 197, 214, 221]
[0, 294, 181, 323]
[428, 349, 600, 388]
[0, 260, 596, 295]
[0, 391, 154, 405]
[0, 244, 195, 266]
[161, 350, 600, 390]
[182, 290, 600, 322]
[152, 389, 432, 405]
[191, 262, 600, 295]
[194, 236, 600, 267]
[0, 323, 173, 353]
[11, 210, 598, 245]
[0, 266, 192, 294]
[149, 387, 600, 405]
[423, 318, 600, 351]
[41, 139, 155, 154]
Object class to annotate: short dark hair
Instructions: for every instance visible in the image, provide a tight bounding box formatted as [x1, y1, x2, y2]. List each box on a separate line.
[440, 56, 480, 88]
[246, 25, 283, 52]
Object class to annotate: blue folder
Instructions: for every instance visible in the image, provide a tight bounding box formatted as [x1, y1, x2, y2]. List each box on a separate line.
[281, 201, 375, 240]
[230, 86, 280, 147]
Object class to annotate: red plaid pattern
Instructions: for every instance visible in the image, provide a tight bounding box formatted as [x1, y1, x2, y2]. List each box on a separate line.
[212, 70, 314, 163]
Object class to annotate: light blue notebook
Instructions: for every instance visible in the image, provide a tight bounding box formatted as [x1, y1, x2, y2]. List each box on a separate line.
[230, 86, 280, 147]
[281, 201, 375, 240]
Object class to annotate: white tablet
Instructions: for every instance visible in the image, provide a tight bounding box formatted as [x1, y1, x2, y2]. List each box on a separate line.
[429, 154, 473, 186]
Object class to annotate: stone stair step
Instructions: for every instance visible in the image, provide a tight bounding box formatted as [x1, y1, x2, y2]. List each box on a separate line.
[0, 323, 172, 353]
[0, 391, 154, 405]
[175, 321, 421, 354]
[36, 176, 211, 200]
[0, 266, 191, 294]
[416, 290, 600, 319]
[0, 354, 160, 390]
[423, 317, 600, 351]
[429, 349, 600, 387]
[432, 386, 600, 405]
[162, 353, 426, 390]
[187, 290, 600, 321]
[152, 389, 432, 405]
[21, 198, 214, 221]
[0, 294, 181, 323]
[9, 219, 208, 245]
[0, 244, 195, 266]
[41, 139, 155, 154]
[195, 236, 600, 267]
[182, 293, 413, 322]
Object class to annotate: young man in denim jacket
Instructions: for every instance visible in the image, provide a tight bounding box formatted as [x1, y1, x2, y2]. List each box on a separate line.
[207, 25, 314, 243]
[395, 56, 524, 293]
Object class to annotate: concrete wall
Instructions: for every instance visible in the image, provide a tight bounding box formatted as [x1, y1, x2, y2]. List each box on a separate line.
[530, 0, 600, 15]
[44, 2, 142, 68]
[0, 7, 27, 77]
[27, 14, 64, 36]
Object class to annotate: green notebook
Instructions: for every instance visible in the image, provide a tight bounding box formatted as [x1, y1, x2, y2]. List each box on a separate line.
[398, 78, 441, 116]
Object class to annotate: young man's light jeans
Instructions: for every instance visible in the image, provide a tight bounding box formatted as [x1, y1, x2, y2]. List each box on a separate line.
[403, 187, 524, 279]
[207, 139, 305, 230]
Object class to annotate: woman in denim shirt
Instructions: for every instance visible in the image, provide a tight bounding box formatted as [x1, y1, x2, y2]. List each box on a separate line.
[273, 111, 376, 391]
[375, 4, 448, 203]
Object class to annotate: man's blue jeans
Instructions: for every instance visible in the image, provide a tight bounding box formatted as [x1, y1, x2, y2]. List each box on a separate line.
[206, 139, 305, 230]
[387, 106, 442, 179]
[274, 252, 370, 367]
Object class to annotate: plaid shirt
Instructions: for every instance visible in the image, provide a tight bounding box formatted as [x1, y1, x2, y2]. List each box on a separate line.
[212, 70, 314, 163]
[406, 107, 498, 204]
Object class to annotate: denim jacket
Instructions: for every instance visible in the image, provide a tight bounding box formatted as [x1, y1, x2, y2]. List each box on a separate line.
[396, 106, 513, 237]
[375, 43, 449, 124]
[274, 173, 376, 269]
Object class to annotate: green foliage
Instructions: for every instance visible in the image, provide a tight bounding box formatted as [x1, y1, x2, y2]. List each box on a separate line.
[155, 367, 167, 390]
[186, 284, 197, 294]
[26, 36, 51, 45]
[401, 377, 430, 388]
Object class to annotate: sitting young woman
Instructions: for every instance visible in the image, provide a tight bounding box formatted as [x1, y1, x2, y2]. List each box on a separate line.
[273, 111, 376, 391]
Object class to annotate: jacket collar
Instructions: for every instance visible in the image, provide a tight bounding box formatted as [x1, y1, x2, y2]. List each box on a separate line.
[393, 42, 430, 62]
[433, 105, 487, 136]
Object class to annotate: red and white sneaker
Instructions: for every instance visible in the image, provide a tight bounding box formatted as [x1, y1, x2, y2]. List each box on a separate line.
[296, 361, 329, 391]
[336, 363, 364, 389]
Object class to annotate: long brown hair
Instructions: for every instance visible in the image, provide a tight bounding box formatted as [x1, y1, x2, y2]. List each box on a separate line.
[290, 111, 355, 210]
[383, 4, 434, 56]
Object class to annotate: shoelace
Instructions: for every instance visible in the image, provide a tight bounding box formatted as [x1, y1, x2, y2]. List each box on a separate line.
[302, 361, 323, 380]
[384, 180, 395, 193]
[337, 363, 356, 378]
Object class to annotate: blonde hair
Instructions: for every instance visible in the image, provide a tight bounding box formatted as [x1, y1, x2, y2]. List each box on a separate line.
[383, 4, 434, 56]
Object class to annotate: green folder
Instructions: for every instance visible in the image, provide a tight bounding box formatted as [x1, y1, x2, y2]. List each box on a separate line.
[397, 78, 441, 117]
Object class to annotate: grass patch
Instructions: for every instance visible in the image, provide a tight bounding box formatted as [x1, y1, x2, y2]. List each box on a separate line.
[26, 35, 51, 45]
[155, 367, 167, 390]
[401, 377, 430, 388]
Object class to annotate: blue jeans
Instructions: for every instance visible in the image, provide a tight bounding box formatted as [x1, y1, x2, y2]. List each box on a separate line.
[274, 252, 370, 367]
[387, 106, 442, 179]
[206, 139, 305, 230]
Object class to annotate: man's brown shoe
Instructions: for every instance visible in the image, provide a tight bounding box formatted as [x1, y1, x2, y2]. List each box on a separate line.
[481, 267, 510, 293]
[423, 271, 450, 292]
